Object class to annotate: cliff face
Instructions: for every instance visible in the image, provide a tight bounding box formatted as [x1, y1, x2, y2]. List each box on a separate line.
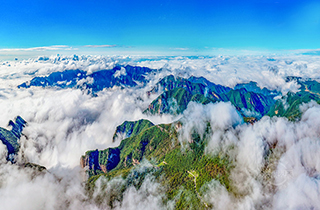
[79, 119, 155, 174]
[82, 117, 230, 210]
[80, 119, 154, 175]
[80, 119, 155, 176]
[81, 148, 121, 176]
[80, 119, 177, 177]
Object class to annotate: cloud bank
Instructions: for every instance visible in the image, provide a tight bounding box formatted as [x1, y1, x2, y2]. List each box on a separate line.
[0, 54, 320, 209]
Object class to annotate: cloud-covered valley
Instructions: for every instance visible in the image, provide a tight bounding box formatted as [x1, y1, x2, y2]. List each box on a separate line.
[1, 54, 320, 209]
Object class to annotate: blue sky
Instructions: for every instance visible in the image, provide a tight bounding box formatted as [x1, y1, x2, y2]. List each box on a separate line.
[0, 0, 320, 55]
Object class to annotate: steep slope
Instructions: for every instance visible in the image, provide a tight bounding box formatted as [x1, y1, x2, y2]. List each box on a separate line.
[0, 116, 26, 160]
[145, 75, 276, 117]
[79, 75, 320, 209]
[146, 87, 216, 115]
[234, 81, 278, 96]
[112, 119, 154, 142]
[81, 120, 175, 176]
[267, 92, 319, 120]
[188, 76, 232, 94]
[267, 77, 320, 120]
[81, 119, 232, 209]
[225, 88, 276, 116]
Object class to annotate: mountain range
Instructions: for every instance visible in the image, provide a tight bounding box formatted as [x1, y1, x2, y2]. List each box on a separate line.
[12, 66, 320, 209]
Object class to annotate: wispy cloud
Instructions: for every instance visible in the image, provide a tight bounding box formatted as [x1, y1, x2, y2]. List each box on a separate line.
[171, 47, 189, 51]
[84, 45, 118, 48]
[0, 45, 73, 52]
[287, 48, 320, 55]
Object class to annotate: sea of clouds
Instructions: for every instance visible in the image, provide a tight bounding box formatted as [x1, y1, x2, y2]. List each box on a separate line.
[0, 54, 320, 209]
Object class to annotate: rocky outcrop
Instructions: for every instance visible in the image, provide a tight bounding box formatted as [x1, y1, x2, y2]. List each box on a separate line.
[0, 116, 26, 161]
[81, 119, 172, 177]
[81, 148, 121, 176]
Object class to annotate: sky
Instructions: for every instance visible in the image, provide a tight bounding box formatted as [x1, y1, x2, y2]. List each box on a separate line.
[0, 0, 320, 56]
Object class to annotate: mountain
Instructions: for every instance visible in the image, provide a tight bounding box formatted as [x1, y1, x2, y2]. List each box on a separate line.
[18, 65, 156, 94]
[147, 75, 320, 121]
[225, 88, 276, 116]
[267, 77, 320, 120]
[145, 75, 277, 118]
[81, 119, 231, 209]
[81, 119, 155, 175]
[286, 76, 320, 94]
[18, 69, 87, 89]
[0, 116, 26, 160]
[0, 116, 48, 174]
[188, 76, 232, 94]
[112, 119, 154, 142]
[80, 75, 320, 209]
[234, 81, 278, 96]
[81, 119, 166, 176]
[146, 87, 216, 115]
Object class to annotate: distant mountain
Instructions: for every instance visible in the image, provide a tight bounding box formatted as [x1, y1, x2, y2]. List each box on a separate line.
[18, 69, 87, 89]
[18, 65, 156, 94]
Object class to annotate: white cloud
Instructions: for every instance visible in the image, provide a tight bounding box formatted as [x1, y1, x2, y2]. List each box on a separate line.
[113, 67, 127, 78]
[171, 47, 189, 51]
[0, 45, 73, 52]
[0, 54, 320, 209]
[84, 45, 118, 48]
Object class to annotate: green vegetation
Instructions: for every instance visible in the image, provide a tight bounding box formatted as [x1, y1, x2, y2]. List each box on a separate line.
[0, 127, 20, 154]
[145, 75, 276, 117]
[162, 148, 231, 209]
[225, 89, 275, 116]
[243, 116, 258, 124]
[146, 87, 213, 115]
[267, 88, 320, 121]
[267, 77, 320, 120]
[83, 119, 232, 209]
[82, 76, 320, 209]
[109, 122, 180, 171]
[112, 119, 154, 141]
